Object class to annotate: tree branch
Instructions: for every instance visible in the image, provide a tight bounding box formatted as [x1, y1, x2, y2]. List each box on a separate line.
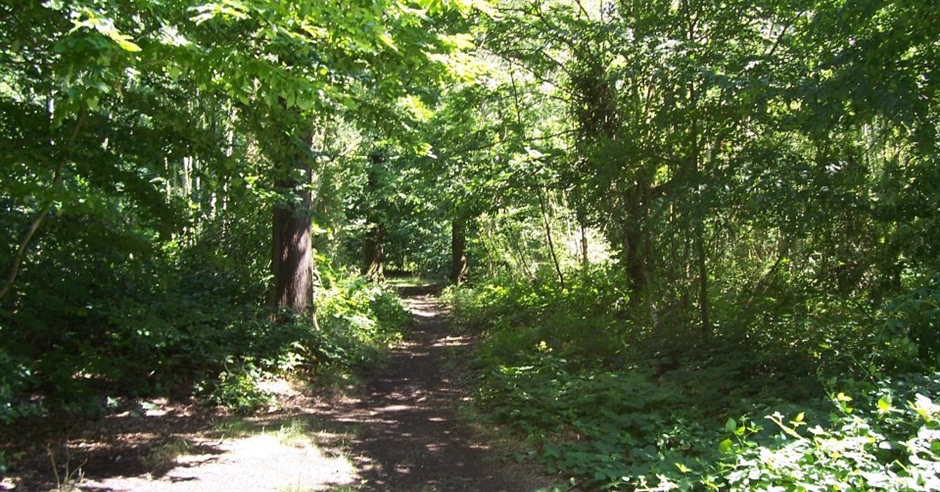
[0, 110, 85, 300]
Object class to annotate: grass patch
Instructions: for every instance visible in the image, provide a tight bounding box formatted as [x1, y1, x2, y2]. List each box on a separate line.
[142, 438, 194, 470]
[274, 419, 312, 448]
[209, 418, 257, 440]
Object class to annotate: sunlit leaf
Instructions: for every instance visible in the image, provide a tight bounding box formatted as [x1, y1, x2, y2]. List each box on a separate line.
[718, 438, 733, 454]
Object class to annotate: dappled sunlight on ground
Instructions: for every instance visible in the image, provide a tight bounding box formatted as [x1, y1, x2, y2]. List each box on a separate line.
[309, 294, 555, 492]
[0, 288, 557, 492]
[433, 335, 471, 348]
[81, 431, 358, 492]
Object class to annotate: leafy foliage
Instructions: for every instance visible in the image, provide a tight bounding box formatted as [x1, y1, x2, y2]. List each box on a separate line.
[714, 376, 940, 492]
[453, 270, 940, 491]
[193, 270, 411, 413]
[3, 0, 940, 488]
[0, 0, 466, 420]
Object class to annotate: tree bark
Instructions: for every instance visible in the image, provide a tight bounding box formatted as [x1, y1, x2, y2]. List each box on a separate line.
[451, 219, 469, 285]
[684, 6, 710, 335]
[271, 127, 315, 315]
[620, 186, 650, 298]
[363, 222, 385, 282]
[694, 215, 710, 334]
[579, 218, 589, 269]
[361, 153, 386, 282]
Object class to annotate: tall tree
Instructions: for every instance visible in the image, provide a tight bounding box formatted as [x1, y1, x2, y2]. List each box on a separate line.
[362, 153, 387, 282]
[184, 0, 475, 311]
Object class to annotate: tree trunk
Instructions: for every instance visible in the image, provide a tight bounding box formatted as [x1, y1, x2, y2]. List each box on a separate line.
[621, 187, 649, 299]
[694, 216, 710, 334]
[451, 219, 469, 285]
[538, 189, 565, 290]
[361, 152, 386, 282]
[688, 71, 710, 335]
[622, 222, 646, 293]
[579, 221, 589, 269]
[271, 128, 315, 315]
[363, 222, 385, 282]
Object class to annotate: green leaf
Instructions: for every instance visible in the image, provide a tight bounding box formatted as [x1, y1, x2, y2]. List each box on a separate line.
[718, 438, 734, 454]
[377, 32, 398, 51]
[113, 36, 142, 52]
[725, 417, 737, 433]
[296, 95, 313, 112]
[877, 396, 892, 413]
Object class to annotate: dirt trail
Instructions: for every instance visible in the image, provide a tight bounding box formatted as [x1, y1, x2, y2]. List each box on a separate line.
[1, 288, 555, 492]
[312, 287, 555, 492]
[346, 290, 548, 491]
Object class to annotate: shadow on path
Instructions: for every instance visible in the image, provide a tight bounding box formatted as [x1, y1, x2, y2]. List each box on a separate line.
[0, 288, 554, 492]
[327, 291, 550, 492]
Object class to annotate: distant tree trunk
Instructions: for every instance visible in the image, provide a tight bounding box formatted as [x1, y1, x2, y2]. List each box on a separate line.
[681, 8, 713, 334]
[621, 222, 646, 292]
[571, 191, 590, 271]
[451, 219, 468, 284]
[694, 215, 710, 334]
[271, 127, 315, 315]
[538, 189, 565, 290]
[689, 74, 710, 335]
[363, 222, 385, 282]
[620, 186, 650, 299]
[362, 152, 385, 282]
[508, 222, 535, 280]
[580, 221, 589, 269]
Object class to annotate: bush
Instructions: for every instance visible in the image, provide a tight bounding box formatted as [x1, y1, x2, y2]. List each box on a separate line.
[193, 272, 411, 412]
[449, 271, 635, 370]
[715, 375, 940, 491]
[0, 239, 412, 418]
[883, 283, 940, 365]
[452, 269, 940, 491]
[204, 359, 276, 414]
[0, 349, 41, 424]
[314, 273, 410, 370]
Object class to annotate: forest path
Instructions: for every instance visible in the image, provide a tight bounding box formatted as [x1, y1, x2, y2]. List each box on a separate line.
[3, 286, 557, 492]
[324, 285, 556, 491]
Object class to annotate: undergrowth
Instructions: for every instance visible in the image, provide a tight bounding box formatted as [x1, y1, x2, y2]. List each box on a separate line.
[449, 271, 940, 491]
[0, 264, 411, 420]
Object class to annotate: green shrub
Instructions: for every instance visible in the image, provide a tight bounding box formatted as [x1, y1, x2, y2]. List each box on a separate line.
[0, 349, 41, 424]
[314, 274, 409, 370]
[455, 270, 940, 491]
[883, 283, 940, 365]
[450, 271, 635, 370]
[0, 241, 412, 418]
[190, 273, 411, 413]
[204, 359, 275, 414]
[714, 375, 940, 491]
